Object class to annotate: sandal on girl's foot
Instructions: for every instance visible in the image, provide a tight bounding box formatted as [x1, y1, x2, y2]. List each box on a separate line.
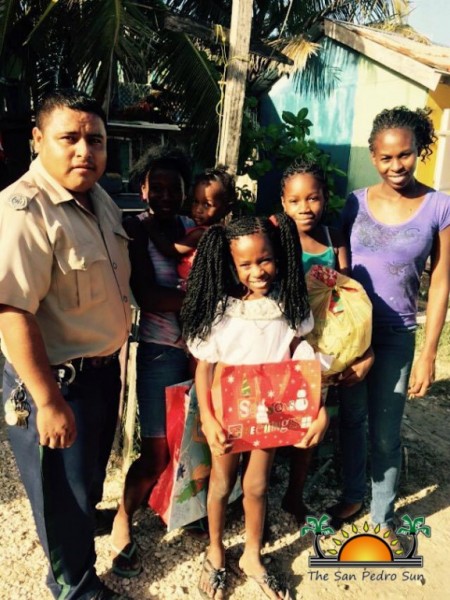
[241, 569, 291, 600]
[111, 541, 142, 578]
[198, 557, 227, 599]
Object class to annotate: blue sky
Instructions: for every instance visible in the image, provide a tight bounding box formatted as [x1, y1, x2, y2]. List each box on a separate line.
[407, 0, 450, 46]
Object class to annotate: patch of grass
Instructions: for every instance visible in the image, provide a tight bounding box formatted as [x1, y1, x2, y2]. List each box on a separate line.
[415, 322, 450, 399]
[415, 322, 450, 358]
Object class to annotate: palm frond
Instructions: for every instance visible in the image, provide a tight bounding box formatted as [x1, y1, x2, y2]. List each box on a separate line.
[154, 31, 221, 161]
[0, 0, 20, 58]
[74, 1, 161, 102]
[274, 37, 321, 74]
[165, 1, 232, 25]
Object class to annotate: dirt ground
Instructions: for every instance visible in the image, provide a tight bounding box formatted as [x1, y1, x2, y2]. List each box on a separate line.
[0, 347, 449, 600]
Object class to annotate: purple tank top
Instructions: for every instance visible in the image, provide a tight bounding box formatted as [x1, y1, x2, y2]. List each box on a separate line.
[341, 188, 450, 327]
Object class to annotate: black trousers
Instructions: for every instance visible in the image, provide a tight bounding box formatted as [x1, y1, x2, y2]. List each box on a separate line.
[3, 358, 121, 599]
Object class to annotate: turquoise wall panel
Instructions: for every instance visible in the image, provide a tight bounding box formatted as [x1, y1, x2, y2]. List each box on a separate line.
[258, 39, 360, 209]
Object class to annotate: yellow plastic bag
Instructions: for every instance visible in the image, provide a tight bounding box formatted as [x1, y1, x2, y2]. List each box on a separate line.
[305, 265, 372, 376]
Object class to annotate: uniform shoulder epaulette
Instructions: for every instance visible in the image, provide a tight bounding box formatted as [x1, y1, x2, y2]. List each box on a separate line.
[5, 180, 37, 211]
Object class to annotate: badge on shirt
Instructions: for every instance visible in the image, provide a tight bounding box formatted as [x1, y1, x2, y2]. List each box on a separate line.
[8, 194, 29, 210]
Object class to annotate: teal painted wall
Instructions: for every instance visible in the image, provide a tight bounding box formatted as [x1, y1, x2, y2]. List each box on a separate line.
[258, 38, 360, 212]
[346, 56, 427, 193]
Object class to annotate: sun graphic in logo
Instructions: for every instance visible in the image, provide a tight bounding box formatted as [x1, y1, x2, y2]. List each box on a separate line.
[339, 534, 392, 561]
[302, 514, 430, 568]
[328, 523, 402, 563]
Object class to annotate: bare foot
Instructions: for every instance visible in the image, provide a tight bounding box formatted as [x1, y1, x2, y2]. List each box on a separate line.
[239, 552, 288, 600]
[198, 547, 226, 599]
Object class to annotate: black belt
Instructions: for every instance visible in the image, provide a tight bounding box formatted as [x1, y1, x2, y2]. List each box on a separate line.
[52, 352, 120, 384]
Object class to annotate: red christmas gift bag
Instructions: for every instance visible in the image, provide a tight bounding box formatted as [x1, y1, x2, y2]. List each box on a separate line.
[211, 359, 321, 453]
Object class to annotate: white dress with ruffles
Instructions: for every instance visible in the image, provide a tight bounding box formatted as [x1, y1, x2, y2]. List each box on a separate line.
[188, 295, 314, 365]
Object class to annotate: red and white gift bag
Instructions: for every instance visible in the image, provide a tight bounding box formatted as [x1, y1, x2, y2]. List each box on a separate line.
[211, 359, 321, 453]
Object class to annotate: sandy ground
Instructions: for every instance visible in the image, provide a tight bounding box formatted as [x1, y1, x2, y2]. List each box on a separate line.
[0, 352, 449, 600]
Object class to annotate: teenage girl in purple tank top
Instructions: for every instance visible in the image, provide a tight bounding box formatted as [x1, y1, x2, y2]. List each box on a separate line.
[331, 107, 450, 540]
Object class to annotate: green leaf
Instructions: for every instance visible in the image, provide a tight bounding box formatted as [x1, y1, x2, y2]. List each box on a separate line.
[400, 514, 415, 528]
[396, 527, 409, 535]
[300, 524, 316, 536]
[419, 526, 431, 538]
[281, 111, 298, 126]
[322, 527, 335, 536]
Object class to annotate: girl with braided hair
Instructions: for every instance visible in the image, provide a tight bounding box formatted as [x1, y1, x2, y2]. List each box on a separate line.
[182, 214, 327, 600]
[278, 158, 374, 526]
[329, 106, 450, 536]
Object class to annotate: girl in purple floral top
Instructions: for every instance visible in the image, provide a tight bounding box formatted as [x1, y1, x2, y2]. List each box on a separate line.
[329, 107, 450, 536]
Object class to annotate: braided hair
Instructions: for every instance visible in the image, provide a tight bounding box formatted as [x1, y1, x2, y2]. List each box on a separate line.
[281, 158, 330, 201]
[193, 165, 237, 207]
[368, 106, 437, 161]
[181, 213, 310, 342]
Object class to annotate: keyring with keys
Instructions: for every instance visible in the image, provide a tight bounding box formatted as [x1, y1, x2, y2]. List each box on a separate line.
[4, 380, 31, 428]
[55, 362, 76, 386]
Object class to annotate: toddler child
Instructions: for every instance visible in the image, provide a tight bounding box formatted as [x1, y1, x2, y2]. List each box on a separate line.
[144, 166, 235, 289]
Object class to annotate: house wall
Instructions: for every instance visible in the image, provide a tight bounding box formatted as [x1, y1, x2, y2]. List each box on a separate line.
[259, 37, 444, 210]
[418, 82, 450, 187]
[347, 56, 428, 193]
[258, 38, 359, 212]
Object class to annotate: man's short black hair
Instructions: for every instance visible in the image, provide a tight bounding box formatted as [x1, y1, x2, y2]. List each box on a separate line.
[35, 88, 107, 129]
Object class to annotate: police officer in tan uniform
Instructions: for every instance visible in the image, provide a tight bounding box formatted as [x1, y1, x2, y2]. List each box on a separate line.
[0, 90, 131, 600]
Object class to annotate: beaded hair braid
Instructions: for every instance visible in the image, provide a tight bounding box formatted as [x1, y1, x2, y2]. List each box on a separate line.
[368, 106, 437, 161]
[181, 213, 310, 342]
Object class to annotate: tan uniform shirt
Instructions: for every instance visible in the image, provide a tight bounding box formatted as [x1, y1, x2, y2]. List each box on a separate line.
[0, 157, 131, 364]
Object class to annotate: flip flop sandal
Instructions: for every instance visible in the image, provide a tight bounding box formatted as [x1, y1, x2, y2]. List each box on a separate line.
[241, 569, 291, 600]
[111, 541, 142, 578]
[198, 557, 227, 599]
